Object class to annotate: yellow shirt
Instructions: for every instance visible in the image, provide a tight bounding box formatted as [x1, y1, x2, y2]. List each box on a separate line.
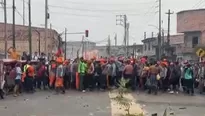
[8, 52, 20, 60]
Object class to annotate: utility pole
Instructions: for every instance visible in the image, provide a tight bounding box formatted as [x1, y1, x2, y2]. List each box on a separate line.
[162, 29, 165, 54]
[82, 36, 84, 58]
[144, 32, 146, 39]
[3, 0, 7, 58]
[107, 35, 111, 57]
[158, 0, 162, 60]
[116, 14, 128, 57]
[45, 0, 48, 55]
[124, 15, 127, 57]
[64, 28, 67, 60]
[126, 23, 130, 57]
[12, 0, 16, 48]
[28, 0, 32, 56]
[166, 9, 174, 45]
[114, 34, 117, 46]
[23, 0, 25, 25]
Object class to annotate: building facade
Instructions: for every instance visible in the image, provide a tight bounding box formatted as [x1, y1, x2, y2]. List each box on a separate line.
[142, 34, 184, 59]
[64, 41, 96, 59]
[177, 9, 205, 61]
[94, 45, 143, 58]
[64, 41, 143, 59]
[0, 23, 60, 56]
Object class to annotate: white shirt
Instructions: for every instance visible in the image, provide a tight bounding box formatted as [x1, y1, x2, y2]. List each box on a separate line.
[32, 55, 39, 60]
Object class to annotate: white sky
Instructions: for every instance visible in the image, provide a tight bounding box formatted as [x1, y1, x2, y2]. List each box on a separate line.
[0, 0, 203, 45]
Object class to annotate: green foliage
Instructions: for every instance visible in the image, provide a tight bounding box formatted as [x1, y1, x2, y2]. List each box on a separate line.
[117, 78, 130, 98]
[112, 78, 144, 116]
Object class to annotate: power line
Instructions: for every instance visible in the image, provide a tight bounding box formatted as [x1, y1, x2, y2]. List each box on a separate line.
[49, 5, 145, 13]
[61, 0, 155, 6]
[15, 9, 24, 20]
[192, 0, 205, 8]
[50, 11, 102, 18]
[50, 11, 147, 18]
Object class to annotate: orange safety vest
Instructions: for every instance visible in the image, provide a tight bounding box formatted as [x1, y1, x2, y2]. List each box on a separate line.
[27, 66, 35, 77]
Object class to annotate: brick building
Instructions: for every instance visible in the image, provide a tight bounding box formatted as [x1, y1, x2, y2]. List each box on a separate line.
[0, 23, 60, 56]
[177, 9, 205, 61]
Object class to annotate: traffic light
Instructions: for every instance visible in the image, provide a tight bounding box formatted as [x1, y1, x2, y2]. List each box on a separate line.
[85, 30, 89, 37]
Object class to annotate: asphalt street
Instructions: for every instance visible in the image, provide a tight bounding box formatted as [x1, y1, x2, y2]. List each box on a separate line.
[0, 90, 111, 116]
[132, 92, 205, 116]
[0, 90, 205, 116]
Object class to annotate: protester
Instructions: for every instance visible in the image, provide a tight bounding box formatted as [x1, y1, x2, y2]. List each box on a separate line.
[183, 63, 194, 95]
[13, 63, 22, 97]
[147, 62, 159, 95]
[49, 60, 56, 89]
[123, 60, 134, 89]
[55, 57, 65, 94]
[78, 57, 87, 92]
[2, 54, 205, 100]
[32, 52, 39, 61]
[25, 61, 35, 93]
[63, 60, 71, 89]
[37, 62, 47, 90]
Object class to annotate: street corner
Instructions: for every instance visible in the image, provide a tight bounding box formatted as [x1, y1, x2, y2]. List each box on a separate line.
[108, 92, 144, 116]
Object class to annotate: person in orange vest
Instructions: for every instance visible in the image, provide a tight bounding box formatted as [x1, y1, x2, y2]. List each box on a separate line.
[49, 60, 57, 89]
[25, 62, 35, 93]
[55, 57, 65, 94]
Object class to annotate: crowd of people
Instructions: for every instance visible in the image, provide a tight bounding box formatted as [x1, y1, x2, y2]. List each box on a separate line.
[1, 56, 205, 99]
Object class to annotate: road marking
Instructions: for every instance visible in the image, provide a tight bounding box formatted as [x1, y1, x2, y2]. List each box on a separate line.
[109, 92, 143, 116]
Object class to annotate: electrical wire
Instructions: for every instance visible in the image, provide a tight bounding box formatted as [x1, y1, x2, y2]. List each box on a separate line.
[15, 9, 24, 20]
[49, 5, 145, 13]
[61, 0, 155, 6]
[50, 11, 102, 18]
[192, 0, 205, 8]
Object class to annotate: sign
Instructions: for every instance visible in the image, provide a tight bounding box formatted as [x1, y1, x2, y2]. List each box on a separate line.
[196, 48, 205, 57]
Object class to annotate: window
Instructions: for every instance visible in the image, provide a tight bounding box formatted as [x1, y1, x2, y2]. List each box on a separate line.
[148, 42, 151, 50]
[192, 36, 198, 48]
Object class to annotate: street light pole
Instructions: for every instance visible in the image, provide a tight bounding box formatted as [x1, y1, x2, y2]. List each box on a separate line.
[64, 28, 67, 60]
[33, 30, 41, 55]
[12, 0, 16, 48]
[28, 0, 32, 56]
[158, 0, 162, 60]
[3, 0, 7, 58]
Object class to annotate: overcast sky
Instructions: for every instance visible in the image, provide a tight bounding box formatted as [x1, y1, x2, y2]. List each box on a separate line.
[0, 0, 203, 45]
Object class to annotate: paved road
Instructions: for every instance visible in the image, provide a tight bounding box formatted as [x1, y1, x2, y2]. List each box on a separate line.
[132, 92, 205, 116]
[0, 90, 111, 116]
[1, 90, 205, 116]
